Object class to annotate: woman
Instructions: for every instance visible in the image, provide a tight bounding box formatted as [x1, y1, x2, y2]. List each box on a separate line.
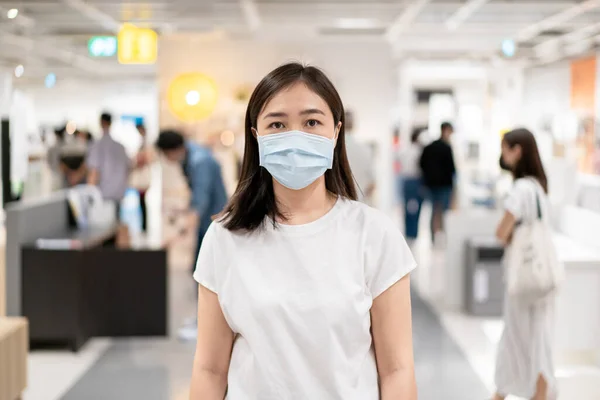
[400, 129, 425, 242]
[190, 63, 417, 399]
[494, 128, 556, 400]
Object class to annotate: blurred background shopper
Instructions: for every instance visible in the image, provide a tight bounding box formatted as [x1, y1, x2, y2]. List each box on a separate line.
[399, 129, 425, 243]
[420, 121, 456, 244]
[494, 128, 556, 400]
[131, 123, 152, 232]
[155, 130, 228, 340]
[87, 112, 131, 216]
[189, 63, 417, 400]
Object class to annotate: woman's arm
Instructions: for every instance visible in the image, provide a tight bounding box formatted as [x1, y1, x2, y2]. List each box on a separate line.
[495, 211, 516, 246]
[371, 274, 417, 400]
[189, 284, 234, 400]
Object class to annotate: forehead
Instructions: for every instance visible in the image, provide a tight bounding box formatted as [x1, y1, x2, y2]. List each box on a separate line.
[260, 82, 331, 116]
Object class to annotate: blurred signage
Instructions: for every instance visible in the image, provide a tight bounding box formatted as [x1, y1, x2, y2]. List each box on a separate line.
[570, 56, 596, 113]
[88, 36, 117, 57]
[118, 23, 157, 65]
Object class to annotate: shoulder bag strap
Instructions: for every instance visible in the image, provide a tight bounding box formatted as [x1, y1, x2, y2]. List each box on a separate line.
[535, 187, 542, 220]
[527, 177, 542, 221]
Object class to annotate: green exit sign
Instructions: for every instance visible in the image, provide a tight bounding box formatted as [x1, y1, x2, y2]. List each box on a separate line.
[88, 36, 117, 57]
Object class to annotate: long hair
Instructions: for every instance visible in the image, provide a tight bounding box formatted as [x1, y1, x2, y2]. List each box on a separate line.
[220, 62, 357, 232]
[503, 128, 548, 193]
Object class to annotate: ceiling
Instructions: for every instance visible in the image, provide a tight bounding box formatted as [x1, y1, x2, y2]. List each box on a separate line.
[0, 0, 599, 84]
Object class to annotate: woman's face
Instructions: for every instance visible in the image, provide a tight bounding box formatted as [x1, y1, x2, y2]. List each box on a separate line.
[255, 82, 341, 139]
[500, 140, 522, 169]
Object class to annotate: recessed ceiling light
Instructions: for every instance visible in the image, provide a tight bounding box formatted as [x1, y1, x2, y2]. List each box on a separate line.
[45, 73, 57, 88]
[7, 9, 18, 19]
[501, 39, 516, 58]
[14, 64, 24, 78]
[334, 18, 379, 29]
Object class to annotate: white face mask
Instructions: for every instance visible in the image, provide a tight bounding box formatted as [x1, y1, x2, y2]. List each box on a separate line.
[257, 130, 335, 190]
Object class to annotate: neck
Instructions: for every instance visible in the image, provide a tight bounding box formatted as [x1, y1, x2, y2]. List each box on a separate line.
[273, 177, 336, 225]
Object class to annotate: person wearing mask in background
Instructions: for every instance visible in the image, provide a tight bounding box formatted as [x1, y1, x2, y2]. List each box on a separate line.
[87, 112, 131, 218]
[419, 121, 456, 245]
[131, 123, 152, 232]
[344, 110, 375, 203]
[400, 129, 425, 243]
[60, 130, 88, 187]
[189, 63, 417, 400]
[155, 130, 228, 339]
[493, 128, 556, 400]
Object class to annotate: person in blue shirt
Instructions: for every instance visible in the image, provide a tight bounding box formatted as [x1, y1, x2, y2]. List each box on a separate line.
[155, 130, 228, 270]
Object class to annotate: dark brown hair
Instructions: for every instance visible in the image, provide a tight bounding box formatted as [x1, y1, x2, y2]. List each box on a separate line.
[503, 128, 548, 193]
[219, 62, 357, 232]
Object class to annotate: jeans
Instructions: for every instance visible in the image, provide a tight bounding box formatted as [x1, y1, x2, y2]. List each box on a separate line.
[426, 186, 453, 241]
[402, 177, 424, 240]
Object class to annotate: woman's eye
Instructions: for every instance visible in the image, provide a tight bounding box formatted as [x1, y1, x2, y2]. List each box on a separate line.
[269, 122, 284, 129]
[306, 119, 320, 127]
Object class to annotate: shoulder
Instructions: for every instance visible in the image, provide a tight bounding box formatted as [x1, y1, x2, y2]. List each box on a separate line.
[511, 178, 537, 195]
[204, 219, 239, 243]
[339, 199, 400, 239]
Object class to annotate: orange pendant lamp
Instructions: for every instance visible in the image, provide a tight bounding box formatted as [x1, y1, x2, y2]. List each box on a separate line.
[167, 73, 218, 122]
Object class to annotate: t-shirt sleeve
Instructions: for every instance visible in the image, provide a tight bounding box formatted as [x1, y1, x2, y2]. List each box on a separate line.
[365, 214, 417, 299]
[192, 222, 220, 293]
[504, 180, 531, 220]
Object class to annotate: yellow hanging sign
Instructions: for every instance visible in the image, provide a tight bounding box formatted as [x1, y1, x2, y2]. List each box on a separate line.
[118, 23, 157, 64]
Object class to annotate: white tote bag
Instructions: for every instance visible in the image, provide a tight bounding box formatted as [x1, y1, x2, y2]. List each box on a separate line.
[505, 179, 564, 301]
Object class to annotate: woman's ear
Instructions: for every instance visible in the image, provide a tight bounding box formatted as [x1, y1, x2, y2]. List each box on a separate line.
[251, 127, 258, 139]
[514, 144, 523, 160]
[334, 121, 342, 140]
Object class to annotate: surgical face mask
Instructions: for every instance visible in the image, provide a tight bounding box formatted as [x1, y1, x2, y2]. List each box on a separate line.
[257, 130, 335, 190]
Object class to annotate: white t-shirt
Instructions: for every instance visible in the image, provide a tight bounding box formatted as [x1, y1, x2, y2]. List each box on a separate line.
[399, 143, 423, 178]
[504, 177, 550, 225]
[194, 198, 416, 399]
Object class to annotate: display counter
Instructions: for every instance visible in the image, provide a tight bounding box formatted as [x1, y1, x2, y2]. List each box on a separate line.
[553, 233, 600, 366]
[5, 192, 168, 351]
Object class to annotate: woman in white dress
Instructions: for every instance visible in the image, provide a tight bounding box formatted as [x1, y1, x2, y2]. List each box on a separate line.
[189, 63, 418, 399]
[494, 128, 556, 400]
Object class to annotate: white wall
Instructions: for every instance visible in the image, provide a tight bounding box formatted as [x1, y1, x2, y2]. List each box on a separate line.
[521, 57, 600, 213]
[522, 61, 571, 135]
[159, 36, 398, 210]
[22, 79, 158, 156]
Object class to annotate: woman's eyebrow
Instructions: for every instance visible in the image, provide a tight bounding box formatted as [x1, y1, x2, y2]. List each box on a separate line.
[300, 108, 325, 116]
[262, 111, 287, 119]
